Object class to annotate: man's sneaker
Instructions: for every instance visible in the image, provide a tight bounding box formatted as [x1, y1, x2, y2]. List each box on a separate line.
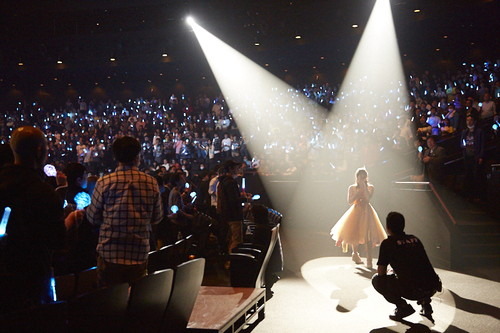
[389, 304, 415, 321]
[420, 303, 435, 323]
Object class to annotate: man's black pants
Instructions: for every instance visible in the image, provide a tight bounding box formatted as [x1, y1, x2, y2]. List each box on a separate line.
[372, 273, 435, 307]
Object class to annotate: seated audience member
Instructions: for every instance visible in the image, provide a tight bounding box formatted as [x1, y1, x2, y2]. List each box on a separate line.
[372, 212, 441, 323]
[0, 126, 66, 313]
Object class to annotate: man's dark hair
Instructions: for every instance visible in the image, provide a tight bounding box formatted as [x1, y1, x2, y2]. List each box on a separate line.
[64, 162, 86, 185]
[428, 135, 438, 143]
[466, 114, 478, 122]
[386, 211, 405, 234]
[112, 136, 141, 163]
[168, 172, 182, 187]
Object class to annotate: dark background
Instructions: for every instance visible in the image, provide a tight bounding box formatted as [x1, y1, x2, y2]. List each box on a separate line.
[1, 0, 498, 104]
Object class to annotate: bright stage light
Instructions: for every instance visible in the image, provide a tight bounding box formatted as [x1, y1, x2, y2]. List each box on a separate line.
[283, 0, 411, 238]
[325, 0, 408, 170]
[186, 16, 196, 27]
[190, 22, 328, 209]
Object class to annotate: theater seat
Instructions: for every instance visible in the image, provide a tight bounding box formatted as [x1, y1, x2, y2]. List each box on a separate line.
[68, 282, 130, 332]
[126, 269, 174, 333]
[161, 258, 205, 333]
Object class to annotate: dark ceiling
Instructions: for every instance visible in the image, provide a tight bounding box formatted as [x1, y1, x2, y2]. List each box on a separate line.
[0, 0, 498, 102]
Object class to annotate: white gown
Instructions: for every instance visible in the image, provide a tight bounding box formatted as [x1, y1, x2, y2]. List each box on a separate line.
[330, 184, 387, 252]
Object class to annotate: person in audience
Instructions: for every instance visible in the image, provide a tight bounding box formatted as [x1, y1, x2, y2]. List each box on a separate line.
[419, 135, 446, 184]
[86, 136, 163, 287]
[55, 162, 89, 212]
[330, 168, 387, 269]
[426, 107, 441, 136]
[439, 118, 455, 136]
[460, 114, 486, 202]
[444, 104, 460, 131]
[217, 160, 248, 254]
[221, 133, 232, 159]
[479, 93, 496, 120]
[372, 212, 441, 323]
[416, 115, 432, 143]
[0, 126, 66, 313]
[250, 204, 272, 247]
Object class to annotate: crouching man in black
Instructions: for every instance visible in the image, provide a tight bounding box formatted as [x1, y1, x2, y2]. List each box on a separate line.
[372, 212, 441, 323]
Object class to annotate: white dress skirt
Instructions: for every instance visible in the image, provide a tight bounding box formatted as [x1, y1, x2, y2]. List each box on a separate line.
[330, 184, 387, 252]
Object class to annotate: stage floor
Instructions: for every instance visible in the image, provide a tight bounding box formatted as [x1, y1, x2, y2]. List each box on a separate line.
[254, 257, 500, 333]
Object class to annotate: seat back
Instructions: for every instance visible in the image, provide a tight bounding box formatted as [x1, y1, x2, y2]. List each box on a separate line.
[162, 258, 205, 333]
[233, 247, 263, 261]
[256, 224, 279, 288]
[184, 234, 194, 258]
[68, 282, 130, 332]
[229, 252, 259, 287]
[268, 208, 283, 225]
[2, 301, 68, 332]
[148, 243, 175, 274]
[126, 269, 174, 333]
[75, 266, 98, 297]
[55, 273, 76, 301]
[173, 238, 187, 265]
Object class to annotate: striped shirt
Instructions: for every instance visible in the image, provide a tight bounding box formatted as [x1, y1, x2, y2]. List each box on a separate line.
[87, 165, 163, 265]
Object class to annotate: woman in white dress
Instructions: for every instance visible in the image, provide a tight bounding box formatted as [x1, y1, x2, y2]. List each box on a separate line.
[330, 168, 387, 268]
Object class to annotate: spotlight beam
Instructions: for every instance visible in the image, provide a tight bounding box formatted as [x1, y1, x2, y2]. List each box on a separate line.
[190, 22, 328, 209]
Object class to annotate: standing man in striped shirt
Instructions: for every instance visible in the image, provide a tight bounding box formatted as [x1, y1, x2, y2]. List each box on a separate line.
[87, 136, 163, 287]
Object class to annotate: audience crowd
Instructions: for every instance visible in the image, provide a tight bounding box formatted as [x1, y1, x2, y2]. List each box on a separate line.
[0, 58, 498, 320]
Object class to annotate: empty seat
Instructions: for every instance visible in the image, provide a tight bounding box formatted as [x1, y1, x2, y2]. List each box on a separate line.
[68, 282, 130, 332]
[229, 252, 260, 288]
[75, 266, 98, 297]
[126, 268, 174, 333]
[233, 247, 263, 262]
[55, 273, 76, 301]
[184, 234, 194, 257]
[1, 301, 68, 332]
[173, 238, 187, 266]
[148, 244, 175, 274]
[162, 258, 205, 333]
[256, 225, 280, 288]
